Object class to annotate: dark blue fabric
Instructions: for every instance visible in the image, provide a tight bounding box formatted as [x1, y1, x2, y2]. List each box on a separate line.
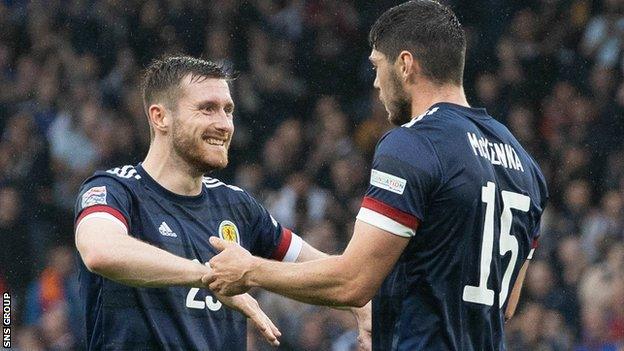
[74, 164, 285, 351]
[369, 103, 548, 351]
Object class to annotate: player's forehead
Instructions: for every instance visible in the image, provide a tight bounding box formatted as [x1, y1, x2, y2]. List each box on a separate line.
[369, 49, 386, 64]
[179, 75, 233, 105]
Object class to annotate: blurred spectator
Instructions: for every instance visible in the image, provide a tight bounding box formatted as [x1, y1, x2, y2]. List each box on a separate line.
[582, 191, 624, 261]
[0, 183, 32, 295]
[22, 246, 81, 349]
[267, 172, 329, 232]
[581, 0, 624, 69]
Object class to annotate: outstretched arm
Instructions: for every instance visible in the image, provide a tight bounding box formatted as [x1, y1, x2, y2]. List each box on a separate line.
[208, 220, 410, 307]
[76, 216, 211, 288]
[76, 215, 282, 346]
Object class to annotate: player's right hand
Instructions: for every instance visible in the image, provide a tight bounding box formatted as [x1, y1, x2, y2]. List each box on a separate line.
[207, 236, 255, 295]
[215, 293, 281, 347]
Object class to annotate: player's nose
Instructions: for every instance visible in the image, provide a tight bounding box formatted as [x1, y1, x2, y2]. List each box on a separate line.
[213, 112, 234, 135]
[373, 74, 380, 90]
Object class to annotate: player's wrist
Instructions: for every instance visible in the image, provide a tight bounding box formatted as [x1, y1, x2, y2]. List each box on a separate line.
[190, 260, 212, 288]
[245, 256, 263, 288]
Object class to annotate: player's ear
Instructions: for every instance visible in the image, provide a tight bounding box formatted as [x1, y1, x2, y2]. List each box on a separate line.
[397, 50, 417, 83]
[149, 104, 170, 135]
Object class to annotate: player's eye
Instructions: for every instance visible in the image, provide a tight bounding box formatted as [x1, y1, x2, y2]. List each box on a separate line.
[199, 103, 218, 114]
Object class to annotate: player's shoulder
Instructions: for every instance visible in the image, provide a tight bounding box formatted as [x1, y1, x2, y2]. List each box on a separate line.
[375, 107, 445, 157]
[201, 176, 245, 193]
[525, 154, 549, 207]
[379, 104, 460, 146]
[402, 103, 486, 133]
[202, 176, 256, 202]
[202, 176, 268, 213]
[83, 164, 142, 189]
[78, 165, 140, 209]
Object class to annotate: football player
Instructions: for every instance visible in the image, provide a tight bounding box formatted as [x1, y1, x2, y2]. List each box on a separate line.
[208, 1, 548, 350]
[74, 56, 370, 350]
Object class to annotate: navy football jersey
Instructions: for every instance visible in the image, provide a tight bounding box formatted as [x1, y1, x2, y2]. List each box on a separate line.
[74, 164, 303, 351]
[356, 103, 548, 351]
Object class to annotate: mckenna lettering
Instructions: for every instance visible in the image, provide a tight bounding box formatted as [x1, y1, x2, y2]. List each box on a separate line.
[466, 132, 524, 172]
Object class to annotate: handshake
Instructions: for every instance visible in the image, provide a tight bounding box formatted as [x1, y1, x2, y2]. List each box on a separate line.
[196, 236, 279, 346]
[202, 236, 258, 296]
[195, 237, 281, 346]
[201, 237, 372, 350]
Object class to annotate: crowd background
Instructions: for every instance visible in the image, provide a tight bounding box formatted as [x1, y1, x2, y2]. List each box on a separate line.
[1, 0, 623, 350]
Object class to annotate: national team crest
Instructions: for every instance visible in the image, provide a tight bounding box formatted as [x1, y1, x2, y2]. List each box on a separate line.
[218, 220, 240, 244]
[81, 186, 107, 208]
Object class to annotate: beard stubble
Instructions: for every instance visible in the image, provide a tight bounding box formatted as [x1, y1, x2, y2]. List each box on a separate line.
[171, 118, 228, 175]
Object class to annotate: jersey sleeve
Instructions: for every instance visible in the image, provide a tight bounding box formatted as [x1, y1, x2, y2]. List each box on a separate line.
[245, 193, 303, 262]
[74, 175, 132, 235]
[356, 128, 443, 237]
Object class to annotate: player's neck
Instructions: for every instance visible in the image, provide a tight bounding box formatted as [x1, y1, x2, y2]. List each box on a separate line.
[142, 144, 204, 196]
[410, 82, 469, 118]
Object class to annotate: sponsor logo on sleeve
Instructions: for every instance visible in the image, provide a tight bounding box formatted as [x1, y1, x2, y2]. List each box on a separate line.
[81, 186, 107, 208]
[218, 220, 240, 244]
[370, 169, 407, 195]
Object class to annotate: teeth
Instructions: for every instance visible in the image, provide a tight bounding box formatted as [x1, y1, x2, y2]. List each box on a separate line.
[206, 138, 225, 146]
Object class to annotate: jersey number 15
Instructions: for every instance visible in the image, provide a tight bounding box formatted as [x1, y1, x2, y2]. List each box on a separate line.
[462, 181, 530, 307]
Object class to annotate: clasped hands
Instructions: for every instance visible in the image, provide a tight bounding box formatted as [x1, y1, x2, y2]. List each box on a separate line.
[198, 237, 277, 346]
[202, 236, 372, 351]
[201, 236, 256, 295]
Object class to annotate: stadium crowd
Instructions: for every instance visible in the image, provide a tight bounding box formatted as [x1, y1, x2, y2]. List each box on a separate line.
[0, 0, 623, 350]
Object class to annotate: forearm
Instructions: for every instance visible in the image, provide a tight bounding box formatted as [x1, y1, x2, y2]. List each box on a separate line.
[248, 255, 364, 307]
[295, 242, 368, 313]
[78, 228, 209, 288]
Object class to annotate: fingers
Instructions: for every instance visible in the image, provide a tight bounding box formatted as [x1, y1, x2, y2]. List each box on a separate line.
[201, 273, 215, 286]
[357, 330, 372, 351]
[209, 236, 227, 252]
[209, 281, 220, 293]
[201, 263, 215, 285]
[357, 336, 371, 350]
[264, 313, 281, 338]
[243, 296, 281, 347]
[250, 311, 280, 347]
[208, 281, 241, 296]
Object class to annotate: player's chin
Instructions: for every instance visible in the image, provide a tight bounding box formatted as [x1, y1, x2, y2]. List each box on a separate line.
[387, 104, 412, 126]
[202, 155, 228, 171]
[387, 111, 405, 126]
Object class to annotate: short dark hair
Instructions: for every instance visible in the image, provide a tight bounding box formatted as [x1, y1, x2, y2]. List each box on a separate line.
[369, 0, 466, 85]
[141, 55, 232, 139]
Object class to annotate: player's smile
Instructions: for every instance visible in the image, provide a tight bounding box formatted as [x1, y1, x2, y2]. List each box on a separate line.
[200, 131, 230, 153]
[204, 137, 225, 146]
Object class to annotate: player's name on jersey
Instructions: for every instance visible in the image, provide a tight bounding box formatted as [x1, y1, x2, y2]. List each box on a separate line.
[466, 132, 524, 172]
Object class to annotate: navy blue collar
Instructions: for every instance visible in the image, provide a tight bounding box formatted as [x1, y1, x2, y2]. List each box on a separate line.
[136, 163, 207, 205]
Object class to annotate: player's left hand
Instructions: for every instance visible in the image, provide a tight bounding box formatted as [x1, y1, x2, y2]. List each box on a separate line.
[207, 236, 255, 296]
[215, 292, 281, 347]
[353, 301, 372, 350]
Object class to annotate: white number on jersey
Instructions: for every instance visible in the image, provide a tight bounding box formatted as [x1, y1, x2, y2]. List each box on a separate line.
[185, 259, 222, 311]
[462, 182, 530, 307]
